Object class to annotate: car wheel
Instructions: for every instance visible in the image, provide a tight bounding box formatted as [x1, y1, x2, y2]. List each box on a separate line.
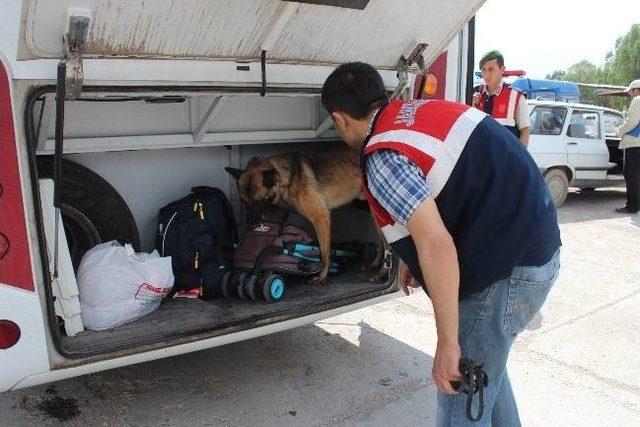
[544, 168, 569, 207]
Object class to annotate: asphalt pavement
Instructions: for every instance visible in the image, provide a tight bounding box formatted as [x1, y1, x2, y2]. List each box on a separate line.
[1, 188, 639, 426]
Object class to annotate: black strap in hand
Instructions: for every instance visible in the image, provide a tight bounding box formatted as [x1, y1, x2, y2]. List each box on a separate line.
[450, 357, 489, 422]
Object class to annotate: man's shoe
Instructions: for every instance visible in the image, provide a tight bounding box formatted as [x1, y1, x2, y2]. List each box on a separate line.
[615, 206, 639, 214]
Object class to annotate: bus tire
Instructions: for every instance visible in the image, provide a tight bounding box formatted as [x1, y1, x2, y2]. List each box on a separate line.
[36, 157, 140, 270]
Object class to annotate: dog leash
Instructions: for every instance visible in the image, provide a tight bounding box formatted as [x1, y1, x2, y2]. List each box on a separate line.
[450, 358, 489, 422]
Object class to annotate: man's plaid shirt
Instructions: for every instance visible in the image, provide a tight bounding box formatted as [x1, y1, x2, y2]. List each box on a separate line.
[364, 149, 431, 226]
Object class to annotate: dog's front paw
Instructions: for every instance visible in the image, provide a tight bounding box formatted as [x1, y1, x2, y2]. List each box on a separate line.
[309, 275, 327, 286]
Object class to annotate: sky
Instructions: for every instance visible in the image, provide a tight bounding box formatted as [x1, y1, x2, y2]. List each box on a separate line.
[475, 0, 640, 79]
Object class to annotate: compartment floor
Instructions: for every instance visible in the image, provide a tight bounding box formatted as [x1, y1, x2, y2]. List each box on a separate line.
[61, 268, 390, 354]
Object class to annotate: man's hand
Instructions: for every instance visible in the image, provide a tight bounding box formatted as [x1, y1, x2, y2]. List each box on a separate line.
[472, 92, 480, 108]
[433, 340, 463, 394]
[399, 262, 421, 295]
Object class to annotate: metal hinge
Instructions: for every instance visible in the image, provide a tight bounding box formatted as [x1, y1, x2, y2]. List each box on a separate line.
[390, 42, 429, 100]
[383, 249, 393, 271]
[63, 9, 92, 100]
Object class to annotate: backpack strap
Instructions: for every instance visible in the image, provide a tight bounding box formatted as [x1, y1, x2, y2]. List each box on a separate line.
[192, 186, 238, 243]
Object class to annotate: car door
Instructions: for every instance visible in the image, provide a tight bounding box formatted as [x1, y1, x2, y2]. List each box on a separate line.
[565, 109, 609, 181]
[528, 105, 569, 171]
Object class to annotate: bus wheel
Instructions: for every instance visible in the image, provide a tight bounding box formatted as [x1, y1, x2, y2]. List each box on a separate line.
[37, 157, 140, 270]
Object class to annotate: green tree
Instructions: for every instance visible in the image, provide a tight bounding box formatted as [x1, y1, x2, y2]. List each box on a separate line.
[547, 60, 603, 105]
[546, 70, 566, 80]
[610, 24, 640, 85]
[544, 24, 640, 111]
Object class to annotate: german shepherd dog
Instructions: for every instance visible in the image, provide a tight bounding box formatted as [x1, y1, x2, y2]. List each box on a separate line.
[225, 145, 379, 285]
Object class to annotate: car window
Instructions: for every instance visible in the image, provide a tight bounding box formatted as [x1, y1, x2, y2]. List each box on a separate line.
[603, 111, 624, 137]
[567, 110, 600, 139]
[530, 106, 567, 135]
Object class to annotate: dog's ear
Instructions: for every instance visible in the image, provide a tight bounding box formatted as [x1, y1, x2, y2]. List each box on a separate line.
[224, 167, 244, 180]
[262, 168, 277, 188]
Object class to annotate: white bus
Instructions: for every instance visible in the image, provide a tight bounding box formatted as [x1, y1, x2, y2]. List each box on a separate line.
[0, 0, 482, 391]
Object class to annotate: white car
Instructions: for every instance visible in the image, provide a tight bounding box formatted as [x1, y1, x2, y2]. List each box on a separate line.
[527, 100, 626, 206]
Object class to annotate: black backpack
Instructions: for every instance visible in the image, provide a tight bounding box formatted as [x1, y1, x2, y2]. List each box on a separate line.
[155, 186, 237, 299]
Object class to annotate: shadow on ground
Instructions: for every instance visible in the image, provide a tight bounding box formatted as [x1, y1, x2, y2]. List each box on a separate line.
[557, 188, 638, 225]
[2, 321, 435, 426]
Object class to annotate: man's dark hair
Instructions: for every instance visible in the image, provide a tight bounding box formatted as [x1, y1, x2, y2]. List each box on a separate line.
[321, 62, 388, 119]
[479, 50, 504, 68]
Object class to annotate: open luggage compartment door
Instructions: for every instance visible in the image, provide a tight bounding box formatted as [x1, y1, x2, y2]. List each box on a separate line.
[20, 0, 484, 71]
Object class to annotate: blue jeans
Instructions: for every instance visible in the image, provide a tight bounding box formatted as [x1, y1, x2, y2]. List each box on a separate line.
[437, 249, 561, 426]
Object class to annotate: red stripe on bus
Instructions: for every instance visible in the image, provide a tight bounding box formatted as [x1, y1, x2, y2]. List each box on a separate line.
[0, 62, 34, 292]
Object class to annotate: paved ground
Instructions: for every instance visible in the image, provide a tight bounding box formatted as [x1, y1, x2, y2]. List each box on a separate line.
[2, 188, 639, 426]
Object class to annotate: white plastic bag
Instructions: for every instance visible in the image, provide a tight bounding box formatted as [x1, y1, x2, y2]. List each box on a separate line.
[77, 241, 174, 330]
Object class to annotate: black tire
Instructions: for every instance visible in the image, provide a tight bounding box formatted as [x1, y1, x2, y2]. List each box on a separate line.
[37, 157, 140, 270]
[237, 272, 249, 300]
[220, 271, 234, 298]
[247, 275, 262, 301]
[225, 271, 244, 298]
[544, 168, 569, 207]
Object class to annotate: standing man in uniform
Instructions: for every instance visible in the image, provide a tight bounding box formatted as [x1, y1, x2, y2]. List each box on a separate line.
[321, 62, 561, 426]
[473, 50, 531, 147]
[616, 79, 640, 214]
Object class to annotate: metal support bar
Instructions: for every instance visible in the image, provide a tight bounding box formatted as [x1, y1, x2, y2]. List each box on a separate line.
[405, 43, 428, 69]
[282, 0, 369, 9]
[40, 130, 338, 154]
[192, 96, 227, 143]
[314, 116, 334, 138]
[188, 97, 199, 133]
[54, 61, 67, 278]
[390, 42, 429, 100]
[260, 50, 267, 97]
[36, 95, 55, 152]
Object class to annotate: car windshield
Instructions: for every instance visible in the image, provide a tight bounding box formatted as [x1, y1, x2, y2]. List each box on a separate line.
[530, 106, 567, 135]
